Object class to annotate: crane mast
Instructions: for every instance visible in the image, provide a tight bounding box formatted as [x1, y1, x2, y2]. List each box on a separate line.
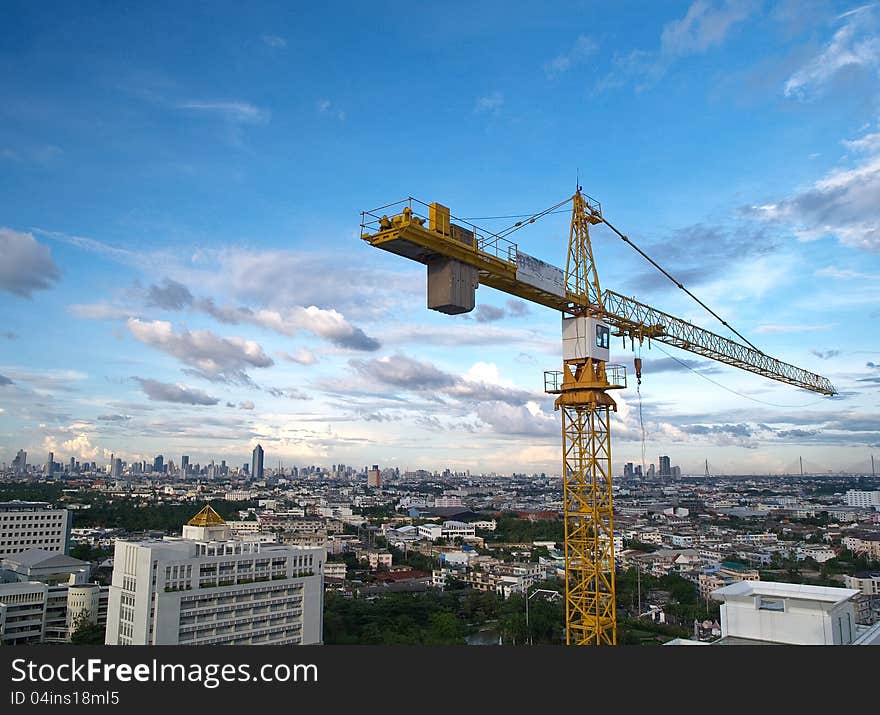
[550, 189, 621, 644]
[359, 191, 836, 646]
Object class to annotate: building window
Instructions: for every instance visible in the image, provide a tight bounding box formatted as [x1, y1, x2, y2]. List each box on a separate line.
[757, 596, 784, 612]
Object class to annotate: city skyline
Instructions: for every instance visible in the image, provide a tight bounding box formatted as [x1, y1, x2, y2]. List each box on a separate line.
[2, 2, 880, 474]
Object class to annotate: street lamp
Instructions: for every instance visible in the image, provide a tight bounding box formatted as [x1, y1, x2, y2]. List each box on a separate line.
[525, 586, 561, 645]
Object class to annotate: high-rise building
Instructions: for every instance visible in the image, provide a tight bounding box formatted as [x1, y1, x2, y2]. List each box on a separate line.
[105, 506, 324, 645]
[671, 466, 681, 479]
[69, 457, 76, 474]
[12, 450, 27, 476]
[251, 444, 264, 480]
[367, 465, 381, 488]
[46, 452, 54, 478]
[153, 455, 164, 474]
[647, 463, 655, 478]
[659, 455, 671, 478]
[181, 455, 190, 475]
[0, 501, 71, 556]
[623, 463, 634, 479]
[111, 458, 123, 478]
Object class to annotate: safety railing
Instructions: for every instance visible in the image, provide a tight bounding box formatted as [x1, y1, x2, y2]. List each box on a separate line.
[361, 197, 519, 266]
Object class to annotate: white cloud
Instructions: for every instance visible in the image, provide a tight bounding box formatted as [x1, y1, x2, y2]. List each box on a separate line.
[42, 431, 110, 462]
[476, 401, 558, 436]
[316, 99, 345, 121]
[598, 1, 757, 91]
[661, 0, 758, 57]
[0, 228, 61, 297]
[843, 130, 880, 153]
[68, 302, 135, 320]
[176, 100, 269, 124]
[277, 348, 318, 365]
[750, 125, 880, 250]
[126, 318, 274, 384]
[784, 14, 880, 99]
[261, 34, 287, 48]
[544, 35, 598, 77]
[133, 377, 219, 405]
[814, 265, 879, 280]
[474, 91, 504, 113]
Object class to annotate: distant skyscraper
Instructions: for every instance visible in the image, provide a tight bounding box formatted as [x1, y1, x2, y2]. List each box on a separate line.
[111, 458, 123, 478]
[251, 444, 264, 480]
[181, 455, 190, 475]
[659, 455, 671, 478]
[12, 449, 27, 476]
[367, 465, 381, 488]
[153, 455, 164, 474]
[46, 452, 54, 477]
[647, 463, 655, 478]
[623, 463, 634, 479]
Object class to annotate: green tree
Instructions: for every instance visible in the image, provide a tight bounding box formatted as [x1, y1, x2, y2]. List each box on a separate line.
[69, 610, 105, 645]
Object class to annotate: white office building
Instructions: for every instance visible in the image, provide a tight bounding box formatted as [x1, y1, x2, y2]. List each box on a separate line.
[0, 501, 71, 557]
[418, 520, 476, 542]
[844, 490, 880, 508]
[0, 551, 108, 645]
[105, 506, 324, 645]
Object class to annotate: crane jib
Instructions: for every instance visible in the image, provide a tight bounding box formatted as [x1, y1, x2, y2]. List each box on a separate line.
[359, 198, 837, 398]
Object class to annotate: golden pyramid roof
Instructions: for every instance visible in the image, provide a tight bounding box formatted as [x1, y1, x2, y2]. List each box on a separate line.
[187, 505, 226, 527]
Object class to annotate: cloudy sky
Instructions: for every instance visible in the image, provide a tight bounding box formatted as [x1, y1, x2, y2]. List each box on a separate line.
[1, 1, 879, 476]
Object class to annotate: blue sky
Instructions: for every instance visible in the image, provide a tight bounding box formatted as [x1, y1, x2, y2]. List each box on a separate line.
[1, 0, 879, 475]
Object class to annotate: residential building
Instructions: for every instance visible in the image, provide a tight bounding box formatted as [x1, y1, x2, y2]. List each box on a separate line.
[105, 506, 324, 645]
[367, 465, 381, 488]
[322, 563, 346, 581]
[0, 501, 71, 556]
[699, 562, 760, 600]
[844, 572, 880, 596]
[795, 544, 837, 563]
[844, 534, 880, 560]
[357, 550, 392, 570]
[434, 495, 463, 508]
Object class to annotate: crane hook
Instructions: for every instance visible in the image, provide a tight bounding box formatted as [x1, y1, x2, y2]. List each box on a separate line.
[634, 356, 642, 387]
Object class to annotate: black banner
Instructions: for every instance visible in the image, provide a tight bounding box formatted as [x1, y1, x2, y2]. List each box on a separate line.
[0, 645, 870, 709]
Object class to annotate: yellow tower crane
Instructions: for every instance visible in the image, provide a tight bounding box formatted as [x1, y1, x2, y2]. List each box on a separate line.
[359, 191, 836, 646]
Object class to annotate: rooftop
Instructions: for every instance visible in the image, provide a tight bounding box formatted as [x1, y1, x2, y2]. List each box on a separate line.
[0, 501, 55, 511]
[712, 580, 859, 605]
[187, 505, 226, 527]
[3, 549, 88, 570]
